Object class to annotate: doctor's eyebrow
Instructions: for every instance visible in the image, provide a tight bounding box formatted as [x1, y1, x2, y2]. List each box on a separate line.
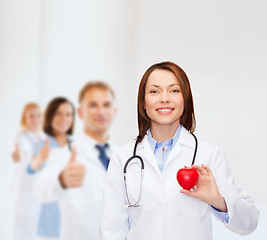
[147, 83, 180, 88]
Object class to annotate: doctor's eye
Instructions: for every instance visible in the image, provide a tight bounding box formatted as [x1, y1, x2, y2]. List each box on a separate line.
[150, 90, 158, 94]
[55, 111, 62, 116]
[103, 102, 112, 108]
[88, 102, 97, 108]
[171, 89, 180, 93]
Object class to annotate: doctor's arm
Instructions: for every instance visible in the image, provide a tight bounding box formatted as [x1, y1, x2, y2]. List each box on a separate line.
[29, 138, 50, 172]
[34, 149, 68, 203]
[180, 164, 228, 212]
[99, 152, 129, 240]
[12, 134, 32, 166]
[182, 148, 259, 235]
[59, 147, 86, 188]
[212, 149, 259, 235]
[11, 143, 21, 163]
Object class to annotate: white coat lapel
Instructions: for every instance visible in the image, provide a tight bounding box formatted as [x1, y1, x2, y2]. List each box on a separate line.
[137, 135, 161, 176]
[165, 127, 196, 168]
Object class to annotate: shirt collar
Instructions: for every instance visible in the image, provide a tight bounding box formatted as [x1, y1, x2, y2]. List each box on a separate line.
[47, 135, 60, 147]
[147, 124, 182, 151]
[77, 131, 115, 151]
[24, 130, 46, 142]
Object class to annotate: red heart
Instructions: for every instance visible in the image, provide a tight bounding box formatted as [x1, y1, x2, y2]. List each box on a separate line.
[177, 168, 199, 190]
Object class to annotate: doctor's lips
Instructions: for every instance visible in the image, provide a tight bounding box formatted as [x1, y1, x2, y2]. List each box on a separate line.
[57, 123, 70, 128]
[156, 107, 175, 114]
[94, 117, 107, 123]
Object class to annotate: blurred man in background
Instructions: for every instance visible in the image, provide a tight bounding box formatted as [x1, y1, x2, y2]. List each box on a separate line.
[35, 81, 118, 240]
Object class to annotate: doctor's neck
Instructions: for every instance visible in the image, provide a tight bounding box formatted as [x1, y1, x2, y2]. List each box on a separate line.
[84, 127, 109, 145]
[150, 121, 180, 142]
[28, 128, 42, 138]
[54, 133, 69, 146]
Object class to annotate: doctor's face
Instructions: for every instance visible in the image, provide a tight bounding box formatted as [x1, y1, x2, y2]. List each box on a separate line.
[51, 102, 74, 135]
[78, 88, 117, 134]
[25, 107, 42, 131]
[144, 69, 184, 128]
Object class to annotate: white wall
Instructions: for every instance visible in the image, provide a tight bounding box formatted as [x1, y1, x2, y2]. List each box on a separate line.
[0, 0, 266, 239]
[36, 0, 138, 142]
[0, 0, 41, 238]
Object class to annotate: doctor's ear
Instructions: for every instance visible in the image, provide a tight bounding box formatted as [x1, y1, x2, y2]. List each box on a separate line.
[77, 108, 83, 120]
[112, 107, 118, 118]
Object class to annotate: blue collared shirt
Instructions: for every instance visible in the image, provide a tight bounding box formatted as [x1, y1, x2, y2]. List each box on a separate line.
[147, 124, 182, 172]
[147, 125, 229, 223]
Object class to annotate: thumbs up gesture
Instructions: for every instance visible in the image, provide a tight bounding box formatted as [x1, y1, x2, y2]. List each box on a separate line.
[39, 138, 50, 162]
[12, 143, 21, 163]
[59, 147, 86, 188]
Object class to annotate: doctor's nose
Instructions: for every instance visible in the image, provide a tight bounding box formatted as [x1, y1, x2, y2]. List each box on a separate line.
[97, 106, 105, 115]
[160, 91, 170, 103]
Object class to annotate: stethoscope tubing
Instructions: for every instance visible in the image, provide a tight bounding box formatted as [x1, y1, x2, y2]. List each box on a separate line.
[123, 132, 198, 207]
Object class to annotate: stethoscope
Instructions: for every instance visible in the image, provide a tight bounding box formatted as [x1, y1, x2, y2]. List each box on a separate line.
[123, 132, 198, 208]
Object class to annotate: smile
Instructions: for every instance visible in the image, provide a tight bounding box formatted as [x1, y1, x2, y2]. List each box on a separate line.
[156, 108, 174, 112]
[156, 108, 174, 114]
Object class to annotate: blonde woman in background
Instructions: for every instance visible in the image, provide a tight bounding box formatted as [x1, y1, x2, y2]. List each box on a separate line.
[11, 102, 45, 240]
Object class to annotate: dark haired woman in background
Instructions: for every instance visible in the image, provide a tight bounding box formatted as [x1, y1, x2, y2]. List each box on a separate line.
[27, 97, 75, 240]
[100, 61, 259, 240]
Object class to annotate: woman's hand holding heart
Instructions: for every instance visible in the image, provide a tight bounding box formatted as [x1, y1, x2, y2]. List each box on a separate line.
[179, 164, 228, 213]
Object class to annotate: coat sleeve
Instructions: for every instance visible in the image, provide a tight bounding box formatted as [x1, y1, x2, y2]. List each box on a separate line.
[211, 147, 259, 235]
[34, 148, 68, 203]
[99, 151, 129, 240]
[15, 133, 32, 167]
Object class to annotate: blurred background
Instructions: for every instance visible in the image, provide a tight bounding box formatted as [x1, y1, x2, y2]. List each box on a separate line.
[0, 0, 266, 239]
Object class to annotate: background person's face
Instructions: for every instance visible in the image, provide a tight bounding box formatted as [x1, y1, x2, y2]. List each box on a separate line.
[78, 88, 117, 134]
[144, 69, 184, 128]
[25, 107, 43, 131]
[51, 102, 73, 135]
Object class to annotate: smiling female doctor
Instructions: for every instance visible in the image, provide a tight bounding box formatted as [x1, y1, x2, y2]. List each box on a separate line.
[100, 61, 259, 240]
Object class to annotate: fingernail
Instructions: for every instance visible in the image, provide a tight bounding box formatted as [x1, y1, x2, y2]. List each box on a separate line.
[184, 166, 187, 168]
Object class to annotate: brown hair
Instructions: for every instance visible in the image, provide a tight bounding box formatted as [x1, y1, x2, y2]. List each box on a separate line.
[78, 81, 115, 104]
[43, 97, 75, 136]
[137, 61, 196, 142]
[20, 102, 41, 129]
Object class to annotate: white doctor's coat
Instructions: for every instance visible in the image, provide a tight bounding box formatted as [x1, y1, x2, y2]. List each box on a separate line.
[100, 127, 259, 240]
[34, 133, 118, 240]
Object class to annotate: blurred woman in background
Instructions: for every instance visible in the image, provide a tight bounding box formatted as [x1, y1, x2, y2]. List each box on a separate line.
[11, 102, 45, 240]
[27, 97, 75, 240]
